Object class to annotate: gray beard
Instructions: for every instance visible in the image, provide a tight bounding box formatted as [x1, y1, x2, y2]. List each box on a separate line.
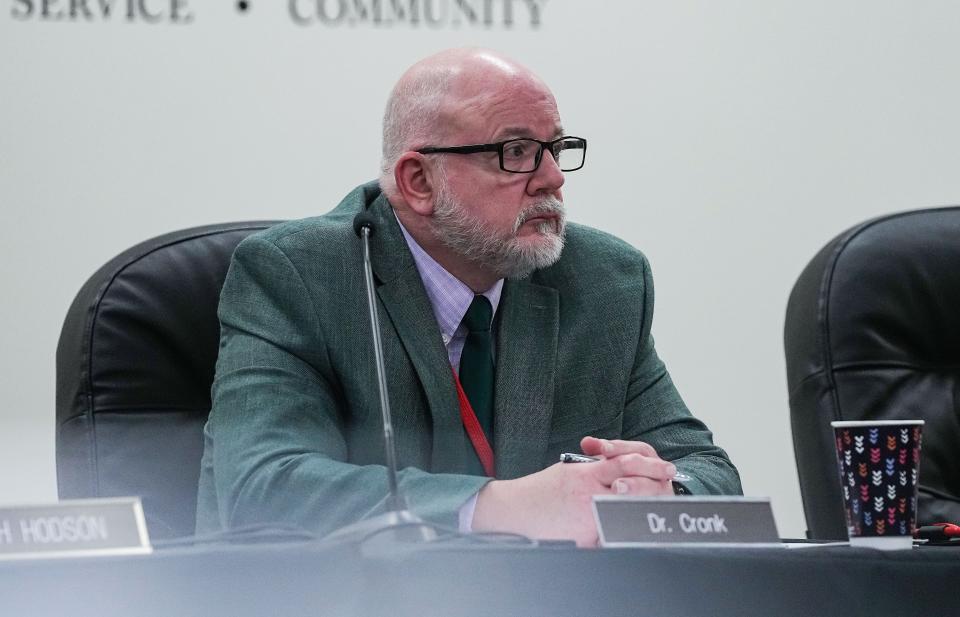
[431, 187, 566, 279]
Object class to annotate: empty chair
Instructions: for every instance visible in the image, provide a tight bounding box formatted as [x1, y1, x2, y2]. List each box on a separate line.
[56, 222, 280, 539]
[785, 207, 960, 539]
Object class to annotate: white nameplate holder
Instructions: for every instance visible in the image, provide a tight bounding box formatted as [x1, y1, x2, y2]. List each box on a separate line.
[593, 496, 780, 548]
[0, 497, 151, 560]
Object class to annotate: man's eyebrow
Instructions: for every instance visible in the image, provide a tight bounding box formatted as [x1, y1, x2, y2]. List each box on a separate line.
[494, 126, 565, 141]
[494, 126, 532, 140]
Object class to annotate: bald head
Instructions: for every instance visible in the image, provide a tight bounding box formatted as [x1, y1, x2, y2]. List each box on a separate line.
[378, 48, 555, 199]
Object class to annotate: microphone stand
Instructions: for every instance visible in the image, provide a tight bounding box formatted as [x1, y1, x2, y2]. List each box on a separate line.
[324, 215, 434, 548]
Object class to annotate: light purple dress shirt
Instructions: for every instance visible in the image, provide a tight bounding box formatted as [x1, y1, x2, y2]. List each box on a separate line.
[395, 216, 503, 370]
[395, 214, 502, 531]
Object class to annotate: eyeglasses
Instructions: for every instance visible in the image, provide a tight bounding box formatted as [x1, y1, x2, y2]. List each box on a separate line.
[416, 136, 587, 174]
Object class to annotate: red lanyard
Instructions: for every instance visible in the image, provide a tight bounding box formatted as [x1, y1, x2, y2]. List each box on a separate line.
[450, 367, 495, 477]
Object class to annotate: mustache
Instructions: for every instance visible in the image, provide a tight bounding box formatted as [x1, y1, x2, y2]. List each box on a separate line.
[513, 198, 566, 232]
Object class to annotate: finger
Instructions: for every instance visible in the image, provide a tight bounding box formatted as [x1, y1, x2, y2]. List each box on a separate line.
[611, 476, 673, 496]
[580, 455, 672, 486]
[605, 439, 659, 458]
[579, 457, 636, 486]
[579, 436, 606, 456]
[580, 437, 658, 459]
[614, 453, 676, 482]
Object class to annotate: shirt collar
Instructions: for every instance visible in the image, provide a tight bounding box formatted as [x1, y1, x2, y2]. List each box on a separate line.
[394, 211, 503, 340]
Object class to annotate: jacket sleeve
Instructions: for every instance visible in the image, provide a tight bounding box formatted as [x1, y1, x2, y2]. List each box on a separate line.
[620, 254, 743, 496]
[199, 235, 489, 537]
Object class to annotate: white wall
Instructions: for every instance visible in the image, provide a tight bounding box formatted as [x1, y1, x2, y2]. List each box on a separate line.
[3, 0, 960, 538]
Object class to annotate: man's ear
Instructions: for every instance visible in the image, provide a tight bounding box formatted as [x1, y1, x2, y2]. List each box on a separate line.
[394, 152, 437, 216]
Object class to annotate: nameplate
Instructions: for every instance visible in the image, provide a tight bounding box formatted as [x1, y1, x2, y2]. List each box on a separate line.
[0, 497, 151, 560]
[593, 496, 780, 547]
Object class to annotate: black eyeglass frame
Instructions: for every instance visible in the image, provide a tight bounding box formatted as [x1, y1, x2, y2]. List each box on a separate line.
[415, 136, 587, 174]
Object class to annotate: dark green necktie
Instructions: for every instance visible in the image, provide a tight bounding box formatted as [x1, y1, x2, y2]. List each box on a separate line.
[459, 295, 495, 445]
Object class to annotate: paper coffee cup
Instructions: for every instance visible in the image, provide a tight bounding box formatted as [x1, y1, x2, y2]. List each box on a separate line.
[830, 420, 924, 550]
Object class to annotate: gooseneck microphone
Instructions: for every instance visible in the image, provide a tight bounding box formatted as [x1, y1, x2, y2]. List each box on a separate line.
[325, 209, 430, 545]
[354, 211, 405, 513]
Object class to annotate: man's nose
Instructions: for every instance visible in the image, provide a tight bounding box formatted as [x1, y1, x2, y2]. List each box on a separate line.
[526, 149, 565, 196]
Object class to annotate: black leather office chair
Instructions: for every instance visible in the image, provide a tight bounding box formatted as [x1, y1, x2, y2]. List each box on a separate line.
[56, 221, 281, 539]
[785, 207, 960, 539]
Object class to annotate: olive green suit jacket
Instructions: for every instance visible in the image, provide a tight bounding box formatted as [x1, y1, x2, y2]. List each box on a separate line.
[195, 182, 740, 536]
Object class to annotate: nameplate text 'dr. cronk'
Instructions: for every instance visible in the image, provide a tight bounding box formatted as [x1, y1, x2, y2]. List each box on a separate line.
[592, 496, 780, 547]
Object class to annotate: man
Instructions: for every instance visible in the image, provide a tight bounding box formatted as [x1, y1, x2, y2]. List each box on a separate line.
[196, 48, 740, 547]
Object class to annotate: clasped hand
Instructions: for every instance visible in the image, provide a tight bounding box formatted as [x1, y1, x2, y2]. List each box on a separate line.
[472, 436, 676, 547]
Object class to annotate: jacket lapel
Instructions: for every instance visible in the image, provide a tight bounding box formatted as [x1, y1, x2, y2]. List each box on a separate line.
[492, 278, 559, 479]
[362, 188, 560, 479]
[365, 194, 466, 471]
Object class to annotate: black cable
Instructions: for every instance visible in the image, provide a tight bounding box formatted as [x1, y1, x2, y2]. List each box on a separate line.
[356, 520, 537, 548]
[151, 520, 539, 551]
[151, 523, 321, 549]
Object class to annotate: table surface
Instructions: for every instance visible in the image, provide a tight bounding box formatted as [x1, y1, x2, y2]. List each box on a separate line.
[1, 537, 958, 617]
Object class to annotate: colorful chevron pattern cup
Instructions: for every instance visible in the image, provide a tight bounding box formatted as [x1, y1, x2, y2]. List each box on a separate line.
[831, 420, 924, 550]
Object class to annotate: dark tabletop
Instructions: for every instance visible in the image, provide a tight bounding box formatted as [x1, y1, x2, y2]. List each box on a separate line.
[1, 538, 957, 617]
